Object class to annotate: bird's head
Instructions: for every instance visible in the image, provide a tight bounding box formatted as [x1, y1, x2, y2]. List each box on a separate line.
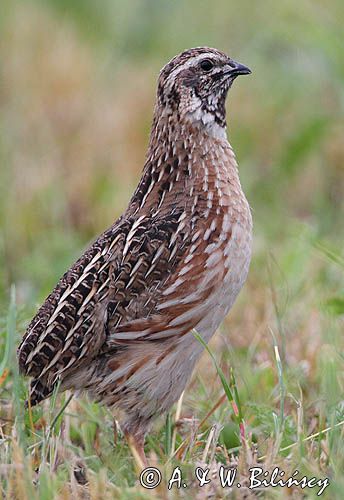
[156, 47, 251, 135]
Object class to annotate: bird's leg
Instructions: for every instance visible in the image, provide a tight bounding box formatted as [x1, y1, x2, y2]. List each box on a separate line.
[124, 430, 147, 471]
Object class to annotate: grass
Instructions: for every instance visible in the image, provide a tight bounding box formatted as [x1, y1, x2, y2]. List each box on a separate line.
[1, 254, 343, 498]
[1, 0, 344, 498]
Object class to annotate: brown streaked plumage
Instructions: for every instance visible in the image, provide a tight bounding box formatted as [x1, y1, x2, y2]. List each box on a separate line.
[17, 47, 252, 465]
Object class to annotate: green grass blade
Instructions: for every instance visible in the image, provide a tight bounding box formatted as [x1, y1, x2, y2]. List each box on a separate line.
[193, 329, 244, 441]
[0, 285, 16, 377]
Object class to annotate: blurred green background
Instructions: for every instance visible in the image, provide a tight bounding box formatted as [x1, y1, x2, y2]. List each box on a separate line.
[0, 0, 343, 317]
[0, 1, 343, 495]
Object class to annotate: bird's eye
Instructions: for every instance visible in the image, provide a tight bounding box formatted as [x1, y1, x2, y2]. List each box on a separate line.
[200, 59, 214, 72]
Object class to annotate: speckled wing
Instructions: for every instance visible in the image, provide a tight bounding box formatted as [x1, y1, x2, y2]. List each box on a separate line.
[105, 209, 220, 346]
[17, 206, 214, 404]
[17, 220, 128, 403]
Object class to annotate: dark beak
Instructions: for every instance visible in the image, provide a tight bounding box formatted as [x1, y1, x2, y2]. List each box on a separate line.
[226, 60, 252, 77]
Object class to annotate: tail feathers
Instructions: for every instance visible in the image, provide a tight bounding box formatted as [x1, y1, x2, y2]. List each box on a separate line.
[25, 378, 55, 408]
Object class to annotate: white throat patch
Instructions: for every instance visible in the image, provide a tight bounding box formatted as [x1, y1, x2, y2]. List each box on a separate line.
[186, 106, 227, 140]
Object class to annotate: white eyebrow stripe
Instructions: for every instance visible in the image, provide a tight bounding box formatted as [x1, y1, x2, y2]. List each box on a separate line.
[165, 53, 218, 85]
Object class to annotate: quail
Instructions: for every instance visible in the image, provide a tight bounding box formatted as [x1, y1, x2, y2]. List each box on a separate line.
[18, 47, 252, 465]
